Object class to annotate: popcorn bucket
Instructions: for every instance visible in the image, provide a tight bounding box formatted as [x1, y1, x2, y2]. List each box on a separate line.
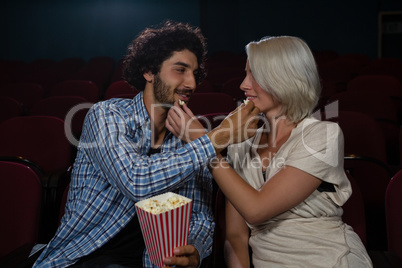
[135, 192, 193, 267]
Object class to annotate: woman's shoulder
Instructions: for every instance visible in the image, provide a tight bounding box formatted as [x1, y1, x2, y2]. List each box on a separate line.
[297, 117, 342, 136]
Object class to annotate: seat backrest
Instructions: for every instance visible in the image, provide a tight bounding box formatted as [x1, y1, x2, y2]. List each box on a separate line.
[368, 57, 402, 69]
[0, 82, 44, 112]
[49, 80, 99, 103]
[386, 170, 402, 260]
[347, 75, 402, 97]
[58, 182, 71, 226]
[342, 172, 367, 246]
[0, 161, 42, 257]
[104, 80, 139, 100]
[220, 76, 246, 101]
[343, 156, 391, 251]
[55, 57, 85, 74]
[195, 79, 214, 93]
[327, 92, 399, 165]
[328, 90, 399, 123]
[0, 116, 73, 174]
[359, 58, 402, 83]
[338, 53, 371, 68]
[31, 96, 90, 137]
[321, 111, 388, 164]
[0, 96, 23, 124]
[319, 58, 362, 84]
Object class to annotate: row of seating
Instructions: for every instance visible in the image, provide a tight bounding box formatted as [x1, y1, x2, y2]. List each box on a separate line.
[4, 76, 401, 166]
[0, 109, 396, 249]
[1, 135, 401, 266]
[1, 51, 401, 97]
[0, 56, 116, 95]
[1, 52, 402, 266]
[0, 115, 74, 247]
[1, 52, 401, 113]
[1, 68, 401, 166]
[0, 79, 138, 116]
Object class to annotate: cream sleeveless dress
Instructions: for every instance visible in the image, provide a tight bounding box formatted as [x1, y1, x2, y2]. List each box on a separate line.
[227, 117, 373, 268]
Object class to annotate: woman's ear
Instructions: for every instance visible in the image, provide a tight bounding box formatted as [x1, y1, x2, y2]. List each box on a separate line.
[143, 71, 154, 83]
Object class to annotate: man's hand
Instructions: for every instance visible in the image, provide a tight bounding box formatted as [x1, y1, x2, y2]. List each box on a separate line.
[162, 245, 200, 268]
[207, 100, 260, 154]
[166, 101, 207, 143]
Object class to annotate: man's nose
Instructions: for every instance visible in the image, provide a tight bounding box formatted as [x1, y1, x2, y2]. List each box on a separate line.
[184, 72, 196, 89]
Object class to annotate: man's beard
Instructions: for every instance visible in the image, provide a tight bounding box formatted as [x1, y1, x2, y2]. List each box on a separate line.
[153, 74, 173, 106]
[153, 74, 193, 107]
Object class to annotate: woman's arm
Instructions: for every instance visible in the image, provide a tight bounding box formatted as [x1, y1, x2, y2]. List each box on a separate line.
[166, 101, 259, 155]
[210, 155, 322, 225]
[225, 199, 250, 268]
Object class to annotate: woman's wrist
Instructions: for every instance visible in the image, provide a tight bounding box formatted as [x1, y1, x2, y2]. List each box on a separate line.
[208, 154, 230, 169]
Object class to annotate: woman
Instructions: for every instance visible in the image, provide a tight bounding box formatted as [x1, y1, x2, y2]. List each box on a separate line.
[208, 36, 373, 267]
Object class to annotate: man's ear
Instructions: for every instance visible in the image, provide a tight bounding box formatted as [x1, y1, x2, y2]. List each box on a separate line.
[143, 71, 154, 83]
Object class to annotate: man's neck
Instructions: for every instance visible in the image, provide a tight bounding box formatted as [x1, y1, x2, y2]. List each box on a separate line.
[143, 87, 168, 148]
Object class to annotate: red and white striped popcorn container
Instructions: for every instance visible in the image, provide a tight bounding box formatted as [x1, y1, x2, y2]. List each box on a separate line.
[135, 192, 193, 267]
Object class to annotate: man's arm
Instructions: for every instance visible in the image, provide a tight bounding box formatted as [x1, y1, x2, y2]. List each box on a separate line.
[80, 102, 216, 201]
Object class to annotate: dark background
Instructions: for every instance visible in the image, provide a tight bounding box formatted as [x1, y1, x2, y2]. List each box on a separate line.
[1, 0, 402, 62]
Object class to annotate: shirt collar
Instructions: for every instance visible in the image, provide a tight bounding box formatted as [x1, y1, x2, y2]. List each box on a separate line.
[132, 91, 149, 129]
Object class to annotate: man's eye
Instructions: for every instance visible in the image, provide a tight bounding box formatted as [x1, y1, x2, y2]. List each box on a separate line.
[176, 68, 185, 73]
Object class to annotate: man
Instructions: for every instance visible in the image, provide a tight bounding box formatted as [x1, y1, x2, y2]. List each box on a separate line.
[33, 20, 259, 267]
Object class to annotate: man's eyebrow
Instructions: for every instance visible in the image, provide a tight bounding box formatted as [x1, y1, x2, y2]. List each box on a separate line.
[173, 61, 191, 68]
[173, 61, 199, 72]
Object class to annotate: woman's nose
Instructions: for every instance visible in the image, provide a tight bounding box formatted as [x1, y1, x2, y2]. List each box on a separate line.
[240, 77, 249, 92]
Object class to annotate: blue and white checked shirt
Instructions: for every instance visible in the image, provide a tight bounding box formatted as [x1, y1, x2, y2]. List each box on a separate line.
[34, 92, 216, 267]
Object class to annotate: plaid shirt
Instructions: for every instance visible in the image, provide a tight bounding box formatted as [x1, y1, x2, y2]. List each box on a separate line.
[34, 92, 216, 267]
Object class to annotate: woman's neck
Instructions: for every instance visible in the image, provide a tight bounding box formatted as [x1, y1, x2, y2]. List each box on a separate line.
[266, 115, 296, 147]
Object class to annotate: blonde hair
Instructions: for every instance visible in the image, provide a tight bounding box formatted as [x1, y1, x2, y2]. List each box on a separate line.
[246, 36, 321, 123]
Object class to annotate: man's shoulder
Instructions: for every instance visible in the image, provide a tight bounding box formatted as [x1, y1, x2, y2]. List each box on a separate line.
[95, 97, 134, 109]
[88, 98, 136, 117]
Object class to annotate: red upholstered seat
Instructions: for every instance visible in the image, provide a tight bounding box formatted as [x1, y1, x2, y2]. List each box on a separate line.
[386, 170, 402, 261]
[0, 161, 42, 258]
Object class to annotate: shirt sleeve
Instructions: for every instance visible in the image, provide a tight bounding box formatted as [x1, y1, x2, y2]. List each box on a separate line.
[78, 102, 216, 201]
[186, 169, 215, 262]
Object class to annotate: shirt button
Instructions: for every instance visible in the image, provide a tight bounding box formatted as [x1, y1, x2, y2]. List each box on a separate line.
[97, 240, 101, 244]
[121, 220, 125, 224]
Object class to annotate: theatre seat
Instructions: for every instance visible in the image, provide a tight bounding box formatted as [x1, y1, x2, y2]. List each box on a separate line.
[0, 161, 42, 258]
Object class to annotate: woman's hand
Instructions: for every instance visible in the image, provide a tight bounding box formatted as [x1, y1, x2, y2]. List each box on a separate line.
[162, 245, 200, 268]
[207, 101, 260, 154]
[166, 101, 207, 143]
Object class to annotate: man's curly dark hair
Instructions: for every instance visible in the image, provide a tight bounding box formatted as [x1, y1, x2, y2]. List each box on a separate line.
[122, 20, 207, 91]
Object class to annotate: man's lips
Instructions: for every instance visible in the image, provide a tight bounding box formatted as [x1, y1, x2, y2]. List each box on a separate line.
[176, 90, 193, 101]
